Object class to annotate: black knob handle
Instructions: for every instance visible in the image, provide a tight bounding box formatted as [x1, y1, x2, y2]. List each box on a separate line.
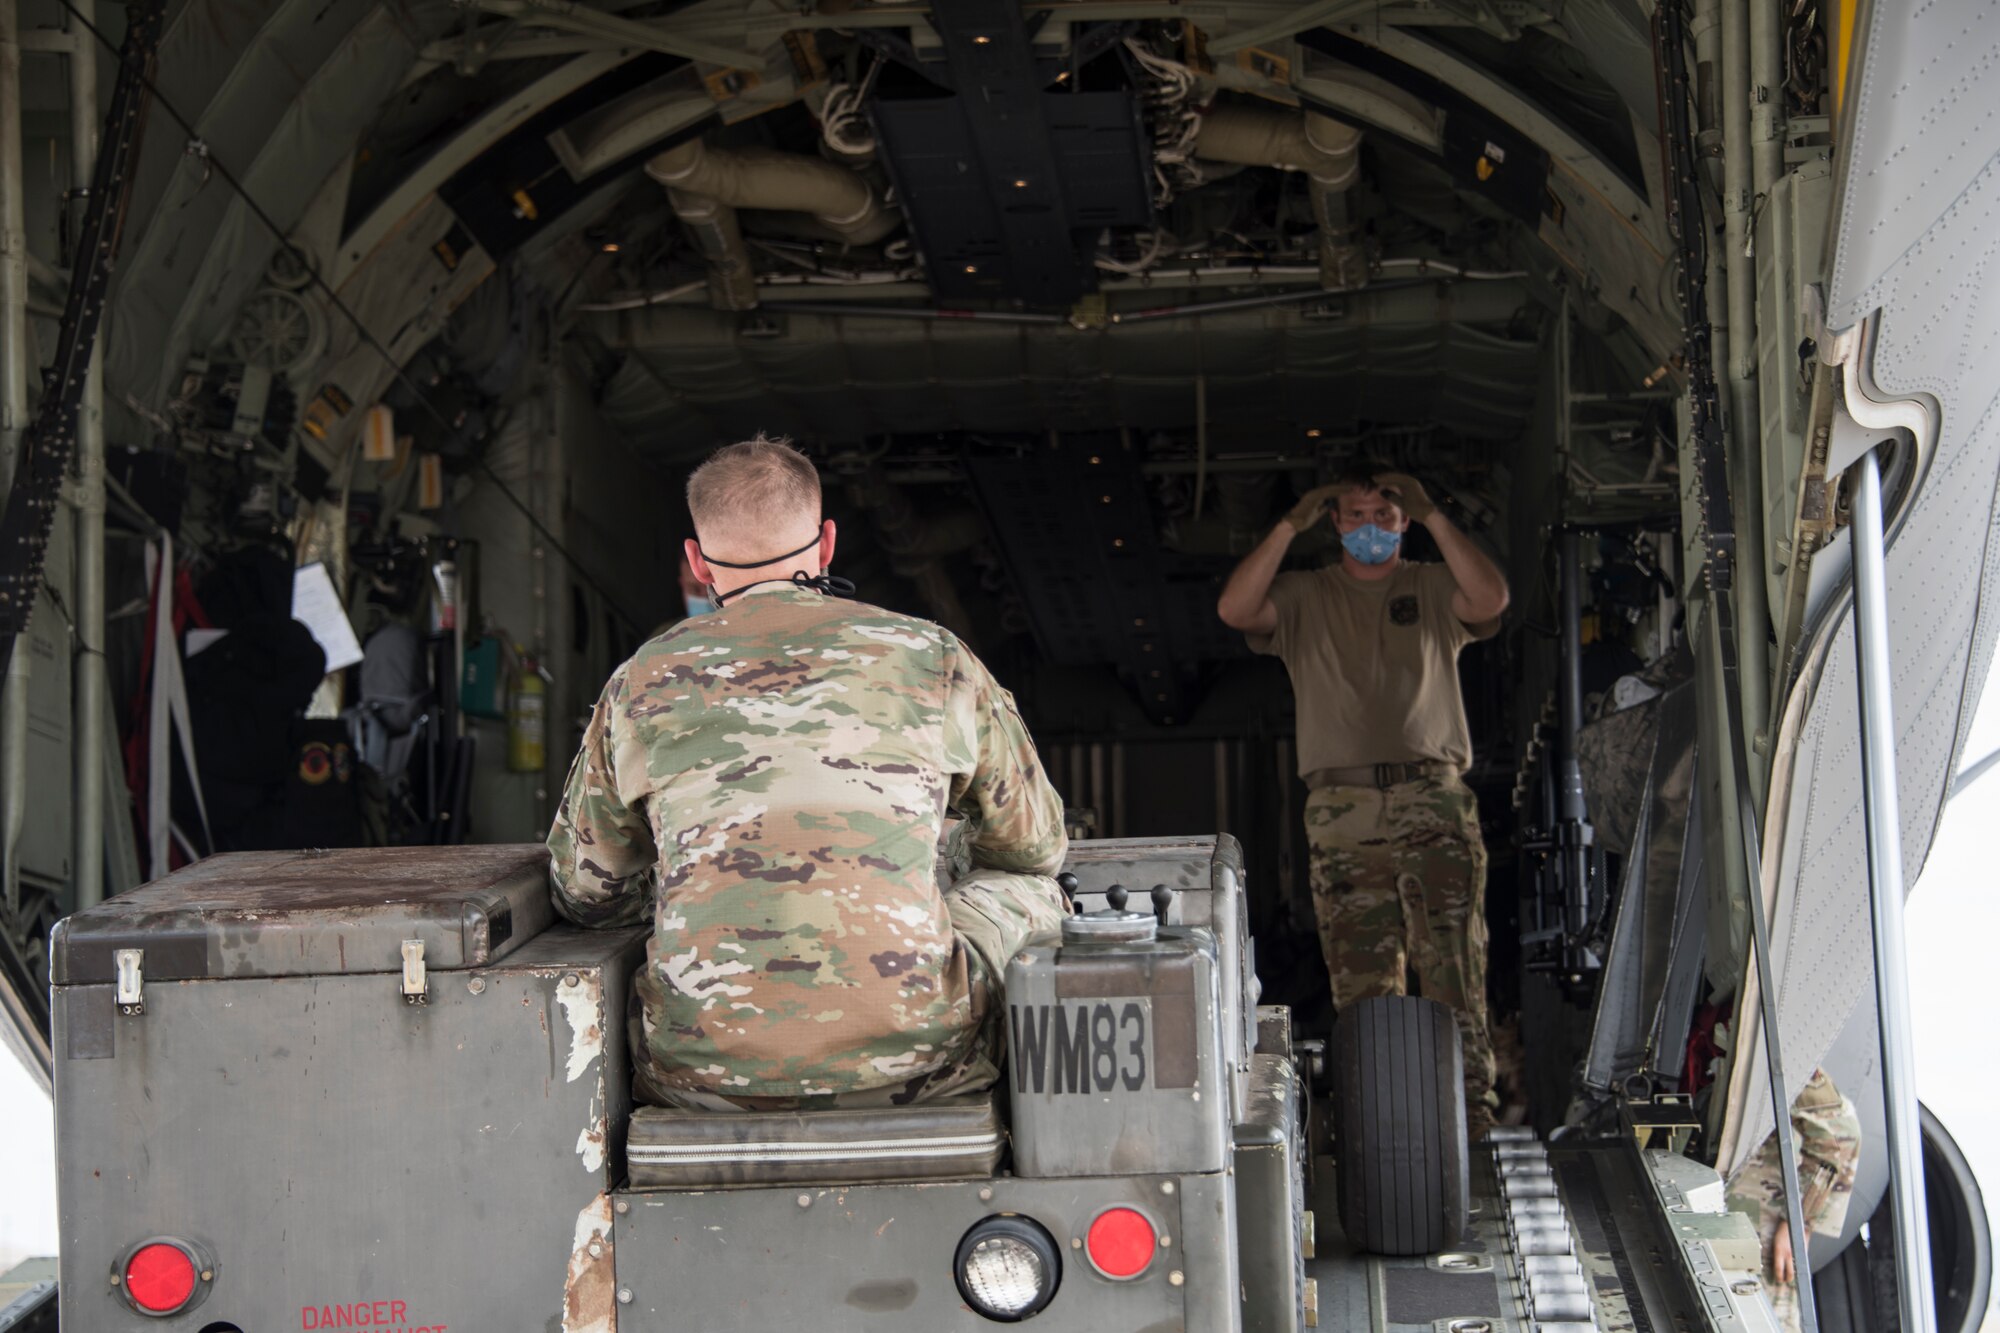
[1151, 884, 1174, 920]
[1056, 871, 1079, 896]
[1106, 883, 1129, 912]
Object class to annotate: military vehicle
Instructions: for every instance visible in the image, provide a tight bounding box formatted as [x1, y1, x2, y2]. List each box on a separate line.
[0, 0, 1993, 1329]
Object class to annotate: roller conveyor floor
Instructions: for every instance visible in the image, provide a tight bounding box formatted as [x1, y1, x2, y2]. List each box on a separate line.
[1305, 1130, 1716, 1333]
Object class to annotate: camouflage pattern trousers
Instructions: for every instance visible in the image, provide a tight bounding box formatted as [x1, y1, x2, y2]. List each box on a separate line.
[1305, 775, 1495, 1126]
[636, 868, 1068, 1111]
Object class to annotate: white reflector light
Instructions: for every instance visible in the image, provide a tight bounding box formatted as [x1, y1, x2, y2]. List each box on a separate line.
[965, 1236, 1045, 1315]
[955, 1216, 1061, 1321]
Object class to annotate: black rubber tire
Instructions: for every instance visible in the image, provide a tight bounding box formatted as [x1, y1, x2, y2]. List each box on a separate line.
[1332, 995, 1470, 1256]
[1863, 1106, 1995, 1333]
[1813, 1236, 1874, 1333]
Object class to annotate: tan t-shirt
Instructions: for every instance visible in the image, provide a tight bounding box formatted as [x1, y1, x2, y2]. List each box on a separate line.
[1248, 561, 1495, 775]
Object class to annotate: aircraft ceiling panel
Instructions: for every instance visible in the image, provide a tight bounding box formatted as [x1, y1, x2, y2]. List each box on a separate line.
[105, 0, 425, 408]
[590, 305, 1540, 461]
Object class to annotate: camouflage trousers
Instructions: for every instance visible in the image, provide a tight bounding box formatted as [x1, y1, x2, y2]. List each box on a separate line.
[636, 869, 1068, 1111]
[1305, 775, 1495, 1131]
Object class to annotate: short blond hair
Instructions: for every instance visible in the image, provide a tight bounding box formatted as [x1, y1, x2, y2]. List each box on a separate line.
[686, 434, 821, 551]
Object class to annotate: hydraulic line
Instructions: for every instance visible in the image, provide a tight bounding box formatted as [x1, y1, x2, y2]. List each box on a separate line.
[1655, 5, 1818, 1332]
[68, 2, 105, 909]
[1851, 450, 1938, 1333]
[0, 0, 28, 925]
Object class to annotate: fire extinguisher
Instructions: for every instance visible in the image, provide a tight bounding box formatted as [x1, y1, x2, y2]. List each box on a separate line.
[508, 649, 545, 773]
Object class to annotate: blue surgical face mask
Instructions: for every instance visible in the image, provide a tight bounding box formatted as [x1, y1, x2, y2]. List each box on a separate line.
[1341, 523, 1403, 566]
[683, 593, 717, 617]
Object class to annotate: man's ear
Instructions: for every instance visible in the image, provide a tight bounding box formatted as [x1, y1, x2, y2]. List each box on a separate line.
[685, 537, 715, 587]
[818, 518, 838, 570]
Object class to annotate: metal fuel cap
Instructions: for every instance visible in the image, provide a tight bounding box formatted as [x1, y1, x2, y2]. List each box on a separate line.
[1060, 884, 1159, 943]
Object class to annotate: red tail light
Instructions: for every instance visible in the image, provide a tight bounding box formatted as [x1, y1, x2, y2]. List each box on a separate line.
[1084, 1206, 1157, 1279]
[121, 1240, 199, 1314]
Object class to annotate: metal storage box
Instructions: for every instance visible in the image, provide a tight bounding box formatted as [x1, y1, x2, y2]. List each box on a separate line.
[1061, 836, 1257, 1113]
[1004, 926, 1230, 1178]
[51, 845, 643, 1332]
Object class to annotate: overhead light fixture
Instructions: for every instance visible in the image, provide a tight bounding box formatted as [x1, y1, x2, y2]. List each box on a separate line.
[973, 34, 991, 43]
[964, 264, 979, 274]
[601, 241, 621, 253]
[1305, 428, 1322, 438]
[1013, 179, 1029, 189]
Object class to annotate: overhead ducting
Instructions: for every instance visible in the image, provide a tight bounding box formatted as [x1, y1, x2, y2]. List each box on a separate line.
[1194, 105, 1365, 288]
[645, 138, 897, 311]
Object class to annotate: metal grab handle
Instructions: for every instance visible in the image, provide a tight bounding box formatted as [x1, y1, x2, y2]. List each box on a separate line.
[1850, 447, 1937, 1333]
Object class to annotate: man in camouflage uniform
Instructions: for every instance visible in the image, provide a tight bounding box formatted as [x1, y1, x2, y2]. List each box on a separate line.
[547, 435, 1069, 1109]
[1726, 1069, 1862, 1333]
[1218, 464, 1509, 1136]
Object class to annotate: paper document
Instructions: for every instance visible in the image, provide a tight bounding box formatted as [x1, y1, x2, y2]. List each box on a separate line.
[292, 562, 365, 672]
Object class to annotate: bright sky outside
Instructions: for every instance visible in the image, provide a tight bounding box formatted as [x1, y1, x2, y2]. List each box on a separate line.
[3, 677, 1998, 1309]
[0, 1048, 50, 1273]
[1909, 668, 2000, 1333]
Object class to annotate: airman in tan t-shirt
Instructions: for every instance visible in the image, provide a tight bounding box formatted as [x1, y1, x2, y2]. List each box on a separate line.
[1247, 560, 1493, 777]
[1218, 468, 1509, 1138]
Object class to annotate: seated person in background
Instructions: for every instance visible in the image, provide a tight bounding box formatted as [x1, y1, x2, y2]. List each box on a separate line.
[547, 434, 1069, 1109]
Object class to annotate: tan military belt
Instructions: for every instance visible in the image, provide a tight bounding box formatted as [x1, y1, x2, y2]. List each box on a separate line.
[1304, 761, 1457, 790]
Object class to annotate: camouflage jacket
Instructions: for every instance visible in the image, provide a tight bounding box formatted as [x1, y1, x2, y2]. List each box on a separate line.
[546, 584, 1067, 1097]
[1726, 1067, 1862, 1241]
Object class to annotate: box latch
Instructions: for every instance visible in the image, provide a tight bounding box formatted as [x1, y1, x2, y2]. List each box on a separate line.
[114, 949, 144, 1016]
[401, 939, 429, 1005]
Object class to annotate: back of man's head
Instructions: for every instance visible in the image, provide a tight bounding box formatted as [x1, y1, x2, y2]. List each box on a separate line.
[687, 434, 821, 561]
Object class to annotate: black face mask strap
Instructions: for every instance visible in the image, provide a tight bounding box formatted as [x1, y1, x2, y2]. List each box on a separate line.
[791, 569, 856, 598]
[696, 531, 824, 570]
[713, 570, 855, 605]
[699, 530, 853, 604]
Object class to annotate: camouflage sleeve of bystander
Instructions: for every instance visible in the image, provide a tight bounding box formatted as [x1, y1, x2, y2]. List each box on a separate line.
[1793, 1069, 1863, 1237]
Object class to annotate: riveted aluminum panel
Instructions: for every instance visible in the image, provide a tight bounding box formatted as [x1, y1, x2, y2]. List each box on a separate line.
[1728, 0, 2000, 1172]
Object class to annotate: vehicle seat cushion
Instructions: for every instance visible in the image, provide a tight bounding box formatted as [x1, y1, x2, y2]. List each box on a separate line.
[626, 1093, 1004, 1188]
